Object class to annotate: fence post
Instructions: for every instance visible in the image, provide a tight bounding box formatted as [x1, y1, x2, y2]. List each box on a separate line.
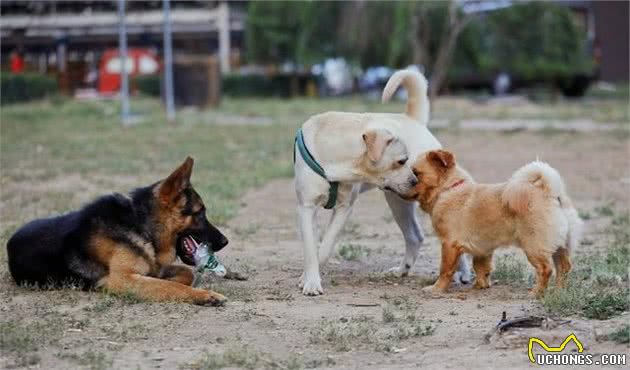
[218, 2, 230, 74]
[117, 0, 130, 126]
[163, 0, 176, 124]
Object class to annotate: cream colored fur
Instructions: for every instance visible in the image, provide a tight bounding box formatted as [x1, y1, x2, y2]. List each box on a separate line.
[295, 70, 471, 296]
[408, 151, 583, 297]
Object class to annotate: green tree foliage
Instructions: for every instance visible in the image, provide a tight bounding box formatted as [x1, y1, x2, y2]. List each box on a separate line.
[1, 73, 57, 105]
[245, 1, 591, 81]
[246, 1, 342, 65]
[456, 2, 592, 80]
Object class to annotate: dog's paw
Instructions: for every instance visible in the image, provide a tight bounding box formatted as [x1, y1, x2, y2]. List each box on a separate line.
[301, 274, 324, 296]
[453, 270, 473, 285]
[422, 283, 447, 296]
[472, 279, 490, 289]
[527, 288, 545, 299]
[387, 265, 410, 277]
[194, 290, 227, 306]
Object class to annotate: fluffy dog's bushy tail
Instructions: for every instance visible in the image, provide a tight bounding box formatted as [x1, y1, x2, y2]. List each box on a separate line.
[381, 70, 430, 125]
[502, 160, 566, 214]
[502, 160, 583, 250]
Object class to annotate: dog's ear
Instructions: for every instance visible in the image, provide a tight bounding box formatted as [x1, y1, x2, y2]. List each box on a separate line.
[363, 129, 394, 163]
[427, 150, 455, 170]
[158, 157, 194, 203]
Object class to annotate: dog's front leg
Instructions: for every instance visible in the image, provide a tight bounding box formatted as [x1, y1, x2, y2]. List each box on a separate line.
[318, 205, 353, 266]
[159, 264, 195, 286]
[384, 192, 424, 276]
[297, 205, 323, 295]
[101, 273, 225, 305]
[384, 192, 472, 283]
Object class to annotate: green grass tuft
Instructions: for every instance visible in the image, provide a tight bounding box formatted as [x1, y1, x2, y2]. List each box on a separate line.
[608, 325, 630, 344]
[338, 243, 369, 261]
[541, 212, 629, 319]
[492, 254, 529, 286]
[189, 345, 304, 370]
[310, 297, 434, 353]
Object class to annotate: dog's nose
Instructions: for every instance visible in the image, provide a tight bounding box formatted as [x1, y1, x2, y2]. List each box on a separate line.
[410, 178, 418, 187]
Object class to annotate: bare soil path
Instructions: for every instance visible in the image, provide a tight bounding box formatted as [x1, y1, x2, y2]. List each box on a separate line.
[1, 129, 628, 370]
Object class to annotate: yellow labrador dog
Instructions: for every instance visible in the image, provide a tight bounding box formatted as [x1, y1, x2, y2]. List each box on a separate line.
[294, 70, 471, 295]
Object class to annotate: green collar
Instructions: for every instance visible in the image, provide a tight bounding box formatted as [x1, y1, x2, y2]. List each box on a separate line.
[294, 128, 339, 209]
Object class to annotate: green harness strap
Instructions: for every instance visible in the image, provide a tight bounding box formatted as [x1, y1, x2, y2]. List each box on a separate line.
[294, 128, 339, 209]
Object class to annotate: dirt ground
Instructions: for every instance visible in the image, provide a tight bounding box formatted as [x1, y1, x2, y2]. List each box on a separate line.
[1, 129, 629, 369]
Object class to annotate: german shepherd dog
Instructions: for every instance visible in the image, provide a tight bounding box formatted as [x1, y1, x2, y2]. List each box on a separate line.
[7, 157, 228, 305]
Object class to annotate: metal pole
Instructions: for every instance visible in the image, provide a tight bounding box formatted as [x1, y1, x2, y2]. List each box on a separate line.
[163, 0, 175, 124]
[117, 0, 130, 125]
[218, 1, 230, 74]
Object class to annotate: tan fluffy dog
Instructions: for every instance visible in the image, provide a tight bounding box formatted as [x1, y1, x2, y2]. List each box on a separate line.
[406, 150, 582, 297]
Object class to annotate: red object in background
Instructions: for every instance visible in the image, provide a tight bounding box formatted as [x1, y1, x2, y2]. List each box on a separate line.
[10, 53, 25, 73]
[98, 48, 160, 95]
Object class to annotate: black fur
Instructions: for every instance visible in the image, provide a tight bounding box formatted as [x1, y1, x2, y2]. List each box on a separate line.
[7, 183, 227, 288]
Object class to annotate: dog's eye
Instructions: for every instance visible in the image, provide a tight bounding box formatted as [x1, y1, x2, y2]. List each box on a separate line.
[413, 169, 420, 177]
[397, 158, 408, 166]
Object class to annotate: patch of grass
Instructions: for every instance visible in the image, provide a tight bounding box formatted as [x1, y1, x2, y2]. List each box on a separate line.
[595, 203, 615, 217]
[492, 254, 528, 286]
[541, 213, 629, 319]
[84, 296, 118, 313]
[608, 325, 630, 344]
[582, 293, 629, 320]
[0, 97, 297, 228]
[342, 221, 361, 236]
[203, 280, 254, 302]
[103, 289, 145, 304]
[309, 316, 378, 352]
[188, 345, 304, 370]
[310, 297, 434, 353]
[61, 350, 113, 370]
[338, 243, 369, 261]
[587, 83, 630, 100]
[232, 223, 260, 239]
[0, 317, 64, 367]
[101, 323, 149, 343]
[578, 209, 591, 220]
[265, 288, 294, 301]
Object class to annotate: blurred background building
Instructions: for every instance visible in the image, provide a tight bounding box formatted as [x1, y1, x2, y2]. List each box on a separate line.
[1, 0, 628, 104]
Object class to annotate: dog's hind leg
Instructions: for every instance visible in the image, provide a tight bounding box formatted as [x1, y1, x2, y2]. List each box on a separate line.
[384, 192, 425, 276]
[318, 205, 353, 266]
[297, 205, 324, 295]
[523, 249, 553, 298]
[472, 253, 493, 289]
[552, 247, 572, 288]
[384, 192, 472, 282]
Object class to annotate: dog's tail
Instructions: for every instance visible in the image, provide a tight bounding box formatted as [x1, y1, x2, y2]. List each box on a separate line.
[503, 160, 583, 251]
[502, 160, 567, 215]
[382, 69, 430, 125]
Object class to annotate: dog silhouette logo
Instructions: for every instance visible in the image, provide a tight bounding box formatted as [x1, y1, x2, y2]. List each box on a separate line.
[528, 333, 584, 363]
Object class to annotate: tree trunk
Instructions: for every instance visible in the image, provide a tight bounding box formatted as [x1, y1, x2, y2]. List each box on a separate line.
[428, 1, 473, 100]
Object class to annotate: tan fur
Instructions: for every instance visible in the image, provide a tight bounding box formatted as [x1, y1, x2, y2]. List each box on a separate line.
[89, 157, 226, 305]
[408, 150, 580, 297]
[363, 129, 394, 163]
[91, 236, 224, 305]
[381, 69, 430, 124]
[502, 182, 533, 214]
[153, 158, 198, 267]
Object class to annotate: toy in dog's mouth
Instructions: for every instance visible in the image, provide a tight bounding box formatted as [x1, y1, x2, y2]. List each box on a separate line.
[177, 235, 201, 266]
